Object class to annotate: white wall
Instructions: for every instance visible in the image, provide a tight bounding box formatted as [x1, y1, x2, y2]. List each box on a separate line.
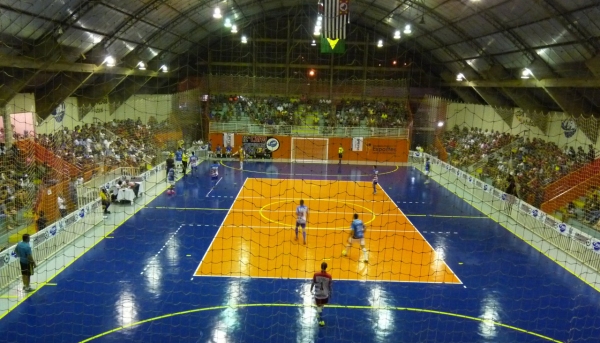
[446, 102, 599, 151]
[113, 94, 172, 124]
[33, 94, 173, 135]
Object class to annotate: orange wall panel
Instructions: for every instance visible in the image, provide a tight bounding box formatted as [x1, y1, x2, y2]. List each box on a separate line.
[209, 133, 408, 163]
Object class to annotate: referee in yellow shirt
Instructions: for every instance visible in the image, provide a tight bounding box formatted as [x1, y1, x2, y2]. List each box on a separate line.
[338, 145, 344, 164]
[182, 151, 189, 176]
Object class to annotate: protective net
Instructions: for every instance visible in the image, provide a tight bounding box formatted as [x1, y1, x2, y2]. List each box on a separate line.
[1, 1, 600, 343]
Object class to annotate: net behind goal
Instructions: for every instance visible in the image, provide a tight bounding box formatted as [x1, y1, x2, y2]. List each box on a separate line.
[291, 137, 329, 163]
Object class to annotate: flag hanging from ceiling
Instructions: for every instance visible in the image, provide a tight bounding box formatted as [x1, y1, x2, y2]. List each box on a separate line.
[320, 0, 348, 53]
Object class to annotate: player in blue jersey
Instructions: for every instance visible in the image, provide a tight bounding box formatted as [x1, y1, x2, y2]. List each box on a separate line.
[342, 214, 368, 262]
[189, 151, 199, 177]
[372, 166, 379, 194]
[210, 160, 219, 188]
[424, 157, 431, 184]
[167, 167, 176, 194]
[295, 199, 309, 244]
[174, 148, 183, 173]
[225, 145, 233, 158]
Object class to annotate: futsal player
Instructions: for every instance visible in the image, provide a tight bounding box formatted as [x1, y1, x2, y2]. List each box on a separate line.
[189, 151, 198, 177]
[310, 262, 332, 327]
[210, 160, 219, 188]
[167, 166, 176, 193]
[295, 199, 309, 244]
[15, 234, 36, 292]
[372, 166, 379, 194]
[175, 147, 183, 173]
[338, 144, 344, 164]
[233, 147, 245, 170]
[342, 213, 368, 262]
[424, 157, 431, 184]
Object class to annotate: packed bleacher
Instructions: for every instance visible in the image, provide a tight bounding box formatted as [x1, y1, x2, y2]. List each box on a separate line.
[208, 95, 409, 128]
[441, 125, 599, 232]
[35, 119, 163, 174]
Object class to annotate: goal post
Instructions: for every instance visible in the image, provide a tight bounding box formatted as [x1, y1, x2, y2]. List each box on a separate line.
[291, 137, 329, 163]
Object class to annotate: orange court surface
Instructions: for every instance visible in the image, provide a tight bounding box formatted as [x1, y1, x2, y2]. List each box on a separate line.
[195, 178, 461, 284]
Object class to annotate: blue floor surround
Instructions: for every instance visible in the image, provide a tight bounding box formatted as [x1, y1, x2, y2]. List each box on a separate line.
[1, 161, 599, 343]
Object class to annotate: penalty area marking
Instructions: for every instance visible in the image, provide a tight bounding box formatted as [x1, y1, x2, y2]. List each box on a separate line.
[79, 303, 562, 343]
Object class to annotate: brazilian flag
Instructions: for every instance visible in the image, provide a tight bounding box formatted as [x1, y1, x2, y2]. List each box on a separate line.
[320, 36, 345, 54]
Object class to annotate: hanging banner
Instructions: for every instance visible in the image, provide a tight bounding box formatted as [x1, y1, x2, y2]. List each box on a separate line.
[223, 133, 235, 148]
[352, 137, 363, 151]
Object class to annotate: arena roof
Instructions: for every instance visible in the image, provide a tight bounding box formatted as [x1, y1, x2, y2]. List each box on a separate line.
[1, 0, 599, 117]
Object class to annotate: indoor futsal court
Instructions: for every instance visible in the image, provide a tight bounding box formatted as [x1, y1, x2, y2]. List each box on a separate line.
[1, 161, 600, 343]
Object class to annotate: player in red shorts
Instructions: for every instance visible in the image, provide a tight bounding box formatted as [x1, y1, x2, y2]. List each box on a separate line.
[311, 262, 332, 327]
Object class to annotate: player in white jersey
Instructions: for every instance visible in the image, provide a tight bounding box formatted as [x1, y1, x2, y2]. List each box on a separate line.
[310, 262, 332, 327]
[295, 199, 309, 244]
[210, 161, 219, 188]
[372, 166, 379, 194]
[342, 213, 368, 262]
[189, 152, 198, 177]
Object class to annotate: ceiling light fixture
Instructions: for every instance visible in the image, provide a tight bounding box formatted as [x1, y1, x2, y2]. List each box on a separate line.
[456, 73, 465, 81]
[311, 40, 316, 46]
[241, 35, 248, 44]
[393, 30, 401, 40]
[231, 24, 238, 33]
[224, 18, 232, 27]
[137, 61, 146, 70]
[160, 65, 168, 73]
[377, 39, 383, 48]
[404, 24, 412, 34]
[521, 68, 532, 79]
[419, 15, 425, 25]
[213, 8, 222, 19]
[104, 56, 116, 67]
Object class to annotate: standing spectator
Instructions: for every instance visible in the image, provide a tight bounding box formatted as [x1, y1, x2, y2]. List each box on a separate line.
[15, 234, 36, 292]
[100, 187, 111, 216]
[36, 211, 47, 232]
[58, 194, 67, 218]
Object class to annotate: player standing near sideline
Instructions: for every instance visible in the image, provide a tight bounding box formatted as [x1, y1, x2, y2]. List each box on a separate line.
[295, 199, 309, 244]
[210, 160, 219, 188]
[189, 151, 198, 177]
[310, 262, 332, 327]
[424, 157, 431, 184]
[372, 166, 379, 194]
[233, 146, 245, 170]
[175, 147, 183, 174]
[338, 144, 344, 164]
[167, 166, 176, 192]
[342, 214, 368, 262]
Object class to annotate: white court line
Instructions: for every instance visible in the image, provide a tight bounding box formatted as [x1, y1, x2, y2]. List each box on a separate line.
[236, 196, 387, 202]
[194, 177, 248, 276]
[205, 177, 223, 197]
[226, 209, 407, 215]
[379, 185, 464, 285]
[192, 274, 462, 284]
[219, 224, 418, 232]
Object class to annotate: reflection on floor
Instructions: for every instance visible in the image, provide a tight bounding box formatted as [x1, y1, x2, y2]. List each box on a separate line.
[0, 161, 599, 343]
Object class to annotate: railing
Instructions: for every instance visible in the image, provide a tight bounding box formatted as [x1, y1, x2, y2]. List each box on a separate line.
[210, 122, 409, 138]
[411, 151, 600, 286]
[0, 162, 166, 290]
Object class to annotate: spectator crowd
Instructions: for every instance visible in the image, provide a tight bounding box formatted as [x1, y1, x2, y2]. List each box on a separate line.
[442, 125, 599, 231]
[208, 95, 409, 129]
